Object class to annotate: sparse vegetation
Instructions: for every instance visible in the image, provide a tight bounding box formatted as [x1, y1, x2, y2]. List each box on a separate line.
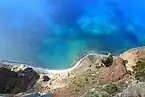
[85, 91, 99, 97]
[101, 83, 126, 96]
[133, 61, 145, 81]
[88, 55, 96, 64]
[84, 90, 111, 97]
[83, 83, 126, 97]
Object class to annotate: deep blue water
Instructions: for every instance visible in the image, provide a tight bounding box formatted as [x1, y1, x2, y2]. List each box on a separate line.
[0, 0, 145, 69]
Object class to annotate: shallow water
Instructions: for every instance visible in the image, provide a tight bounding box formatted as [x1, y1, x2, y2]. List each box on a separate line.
[0, 0, 145, 69]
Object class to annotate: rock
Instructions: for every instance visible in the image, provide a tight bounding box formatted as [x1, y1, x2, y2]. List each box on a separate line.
[0, 67, 40, 94]
[101, 53, 113, 67]
[100, 57, 129, 84]
[16, 67, 40, 91]
[11, 65, 26, 72]
[0, 67, 17, 93]
[43, 75, 51, 82]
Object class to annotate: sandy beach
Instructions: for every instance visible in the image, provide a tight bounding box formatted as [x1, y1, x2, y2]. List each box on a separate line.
[0, 53, 104, 73]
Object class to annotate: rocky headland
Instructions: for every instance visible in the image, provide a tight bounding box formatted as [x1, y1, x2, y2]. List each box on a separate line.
[1, 46, 145, 97]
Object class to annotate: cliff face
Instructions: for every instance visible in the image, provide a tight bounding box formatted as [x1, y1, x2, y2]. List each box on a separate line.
[51, 46, 145, 97]
[52, 55, 130, 97]
[0, 46, 145, 97]
[0, 66, 39, 94]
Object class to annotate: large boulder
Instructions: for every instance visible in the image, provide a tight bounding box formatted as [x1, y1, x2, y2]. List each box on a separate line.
[101, 53, 113, 67]
[0, 67, 40, 94]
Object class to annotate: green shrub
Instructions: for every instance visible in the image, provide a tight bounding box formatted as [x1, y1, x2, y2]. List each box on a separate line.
[101, 84, 125, 96]
[88, 55, 96, 63]
[134, 61, 145, 81]
[85, 91, 99, 97]
[84, 90, 111, 97]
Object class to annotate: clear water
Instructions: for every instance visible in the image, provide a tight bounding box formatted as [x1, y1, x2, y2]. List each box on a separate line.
[0, 0, 145, 69]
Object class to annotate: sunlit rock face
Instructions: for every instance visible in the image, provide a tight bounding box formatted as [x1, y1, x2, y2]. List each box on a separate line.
[0, 0, 145, 69]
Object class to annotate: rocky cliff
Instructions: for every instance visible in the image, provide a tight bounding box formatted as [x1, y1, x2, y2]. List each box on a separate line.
[1, 46, 145, 97]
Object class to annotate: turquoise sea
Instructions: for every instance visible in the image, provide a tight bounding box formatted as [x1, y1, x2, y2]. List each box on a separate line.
[0, 0, 145, 69]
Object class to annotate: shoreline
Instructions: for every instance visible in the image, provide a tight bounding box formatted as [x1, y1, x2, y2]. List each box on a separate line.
[0, 53, 108, 75]
[45, 53, 108, 74]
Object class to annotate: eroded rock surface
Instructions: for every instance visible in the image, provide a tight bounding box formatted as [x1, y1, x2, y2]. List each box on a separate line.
[0, 66, 39, 94]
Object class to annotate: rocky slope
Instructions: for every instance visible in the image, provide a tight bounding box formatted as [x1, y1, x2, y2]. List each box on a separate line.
[0, 46, 145, 97]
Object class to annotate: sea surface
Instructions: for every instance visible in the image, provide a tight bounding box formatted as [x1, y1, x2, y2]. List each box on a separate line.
[0, 0, 145, 69]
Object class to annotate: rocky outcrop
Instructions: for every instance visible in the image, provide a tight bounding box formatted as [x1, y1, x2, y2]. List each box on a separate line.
[120, 46, 145, 81]
[99, 56, 129, 84]
[0, 66, 39, 94]
[42, 75, 51, 82]
[120, 46, 145, 72]
[101, 53, 113, 67]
